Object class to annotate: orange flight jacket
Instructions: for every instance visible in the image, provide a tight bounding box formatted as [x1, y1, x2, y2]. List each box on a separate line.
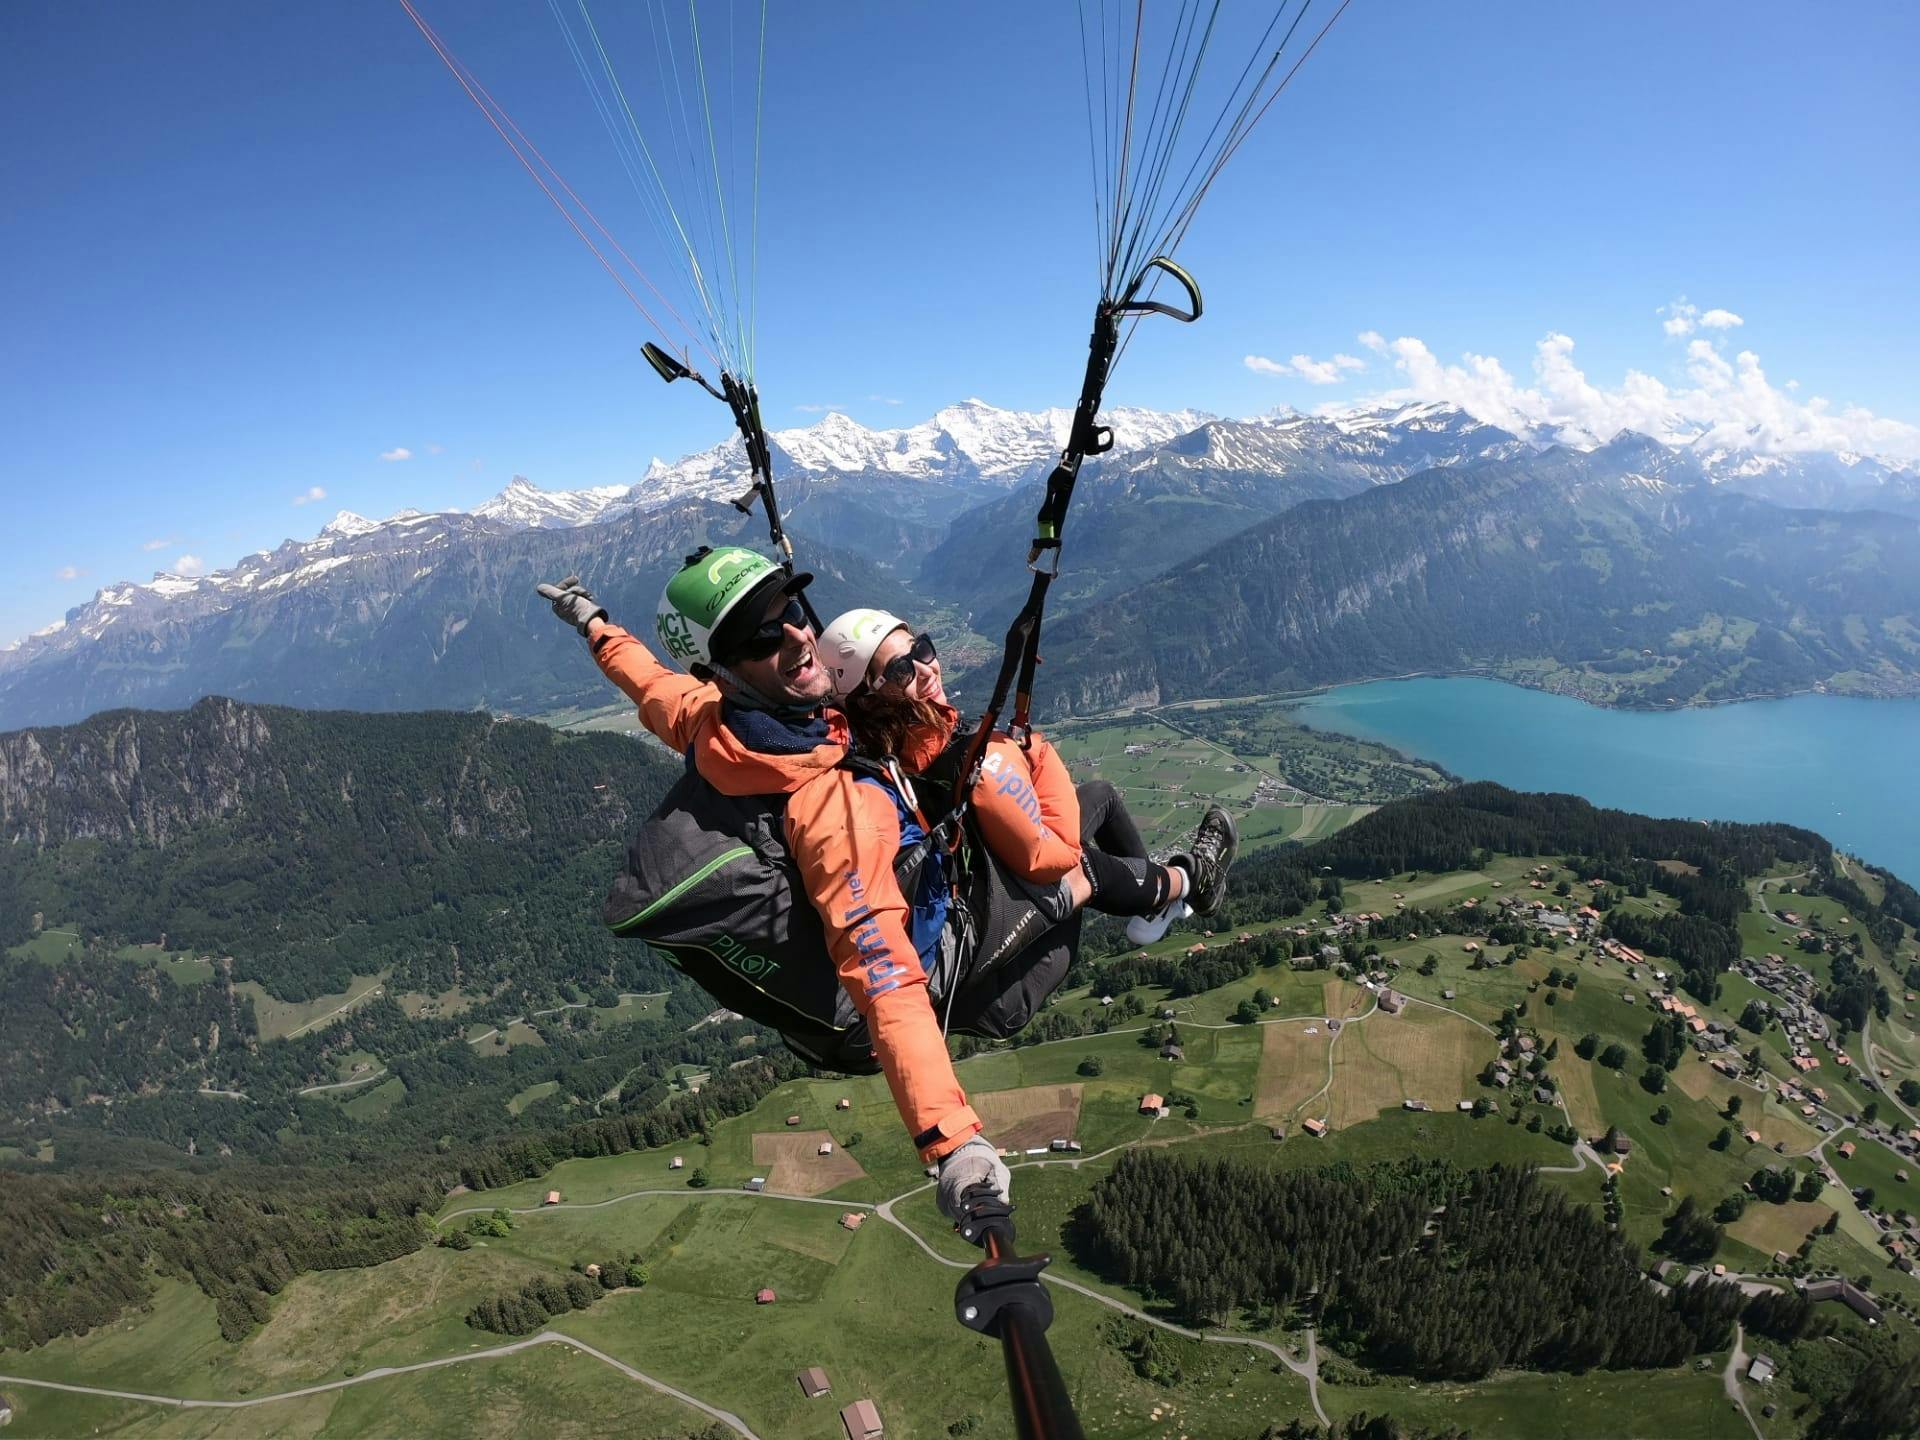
[912, 705, 1084, 884]
[590, 624, 981, 1162]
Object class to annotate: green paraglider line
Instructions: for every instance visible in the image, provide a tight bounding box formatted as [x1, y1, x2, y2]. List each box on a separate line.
[396, 0, 714, 369]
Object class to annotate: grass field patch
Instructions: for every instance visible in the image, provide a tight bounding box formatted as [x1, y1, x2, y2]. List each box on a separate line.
[1727, 1199, 1835, 1257]
[1329, 1006, 1490, 1128]
[236, 972, 387, 1042]
[1254, 1021, 1333, 1123]
[751, 1130, 868, 1196]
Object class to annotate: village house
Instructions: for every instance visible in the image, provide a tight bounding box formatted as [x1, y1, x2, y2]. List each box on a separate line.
[1839, 1141, 1856, 1160]
[840, 1213, 865, 1231]
[670, 1155, 684, 1170]
[1748, 1355, 1776, 1384]
[798, 1368, 832, 1399]
[837, 1097, 852, 1110]
[744, 1177, 766, 1192]
[1139, 1093, 1165, 1116]
[1798, 1278, 1884, 1324]
[840, 1398, 885, 1440]
[786, 1114, 802, 1126]
[756, 1288, 777, 1304]
[1378, 989, 1405, 1014]
[818, 1141, 834, 1156]
[1302, 1117, 1329, 1137]
[544, 1190, 562, 1206]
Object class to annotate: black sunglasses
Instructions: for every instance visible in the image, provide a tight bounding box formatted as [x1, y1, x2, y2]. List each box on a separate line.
[727, 597, 810, 661]
[877, 632, 938, 690]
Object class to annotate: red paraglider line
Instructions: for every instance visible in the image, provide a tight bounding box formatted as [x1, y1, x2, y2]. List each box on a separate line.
[397, 0, 714, 369]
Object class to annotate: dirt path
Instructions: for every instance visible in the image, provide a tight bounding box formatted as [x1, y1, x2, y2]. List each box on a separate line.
[438, 1186, 867, 1226]
[1864, 1017, 1920, 1128]
[1723, 1322, 1763, 1440]
[297, 1068, 389, 1097]
[282, 977, 386, 1040]
[0, 1332, 757, 1436]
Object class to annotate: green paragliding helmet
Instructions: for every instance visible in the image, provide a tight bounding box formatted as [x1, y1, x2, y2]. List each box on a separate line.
[656, 545, 811, 671]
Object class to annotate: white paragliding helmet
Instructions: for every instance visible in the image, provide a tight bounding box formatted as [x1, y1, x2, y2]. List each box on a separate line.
[818, 608, 908, 701]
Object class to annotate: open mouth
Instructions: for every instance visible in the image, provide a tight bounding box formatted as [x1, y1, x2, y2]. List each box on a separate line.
[780, 644, 818, 685]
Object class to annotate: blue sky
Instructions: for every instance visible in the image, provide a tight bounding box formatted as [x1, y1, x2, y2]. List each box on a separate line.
[5, 1, 1918, 646]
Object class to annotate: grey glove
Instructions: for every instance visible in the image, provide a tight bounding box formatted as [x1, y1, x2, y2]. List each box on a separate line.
[935, 1135, 1011, 1224]
[536, 576, 608, 637]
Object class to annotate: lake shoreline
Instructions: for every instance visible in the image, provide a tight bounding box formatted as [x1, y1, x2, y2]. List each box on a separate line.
[1284, 676, 1920, 888]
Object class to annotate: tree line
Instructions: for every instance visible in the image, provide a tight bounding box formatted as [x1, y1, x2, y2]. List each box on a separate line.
[1071, 1152, 1774, 1381]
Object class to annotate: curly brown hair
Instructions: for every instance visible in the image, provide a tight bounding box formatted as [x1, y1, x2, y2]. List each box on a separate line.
[844, 688, 948, 762]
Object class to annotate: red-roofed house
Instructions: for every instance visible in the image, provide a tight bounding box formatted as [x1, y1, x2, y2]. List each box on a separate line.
[756, 1288, 777, 1305]
[1839, 1142, 1856, 1159]
[544, 1190, 562, 1206]
[841, 1398, 885, 1439]
[1139, 1093, 1165, 1115]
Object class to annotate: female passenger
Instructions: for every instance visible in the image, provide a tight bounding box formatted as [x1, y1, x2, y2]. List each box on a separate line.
[817, 609, 1235, 942]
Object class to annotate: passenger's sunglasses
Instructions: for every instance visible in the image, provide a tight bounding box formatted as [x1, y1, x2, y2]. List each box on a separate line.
[728, 597, 809, 661]
[876, 633, 938, 690]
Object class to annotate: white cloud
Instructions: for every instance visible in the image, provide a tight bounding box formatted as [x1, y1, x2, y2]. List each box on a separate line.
[141, 537, 177, 552]
[1699, 308, 1744, 330]
[792, 402, 847, 414]
[1659, 299, 1698, 337]
[292, 486, 328, 506]
[868, 395, 903, 406]
[1244, 351, 1367, 385]
[56, 565, 83, 581]
[1345, 318, 1920, 460]
[380, 447, 413, 462]
[426, 443, 445, 455]
[174, 555, 207, 577]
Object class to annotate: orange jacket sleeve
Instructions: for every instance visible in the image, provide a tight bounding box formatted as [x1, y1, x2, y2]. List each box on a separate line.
[971, 733, 1083, 884]
[589, 623, 718, 752]
[786, 772, 981, 1162]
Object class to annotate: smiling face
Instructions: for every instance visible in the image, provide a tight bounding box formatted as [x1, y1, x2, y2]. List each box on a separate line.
[726, 589, 832, 706]
[867, 627, 946, 705]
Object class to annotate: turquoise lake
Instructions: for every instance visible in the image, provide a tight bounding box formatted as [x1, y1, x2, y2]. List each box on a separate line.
[1287, 678, 1920, 886]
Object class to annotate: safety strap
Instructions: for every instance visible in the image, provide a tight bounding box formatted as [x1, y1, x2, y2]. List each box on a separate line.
[948, 257, 1201, 816]
[642, 342, 820, 630]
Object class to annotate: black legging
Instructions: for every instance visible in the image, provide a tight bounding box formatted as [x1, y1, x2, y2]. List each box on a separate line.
[1075, 779, 1177, 918]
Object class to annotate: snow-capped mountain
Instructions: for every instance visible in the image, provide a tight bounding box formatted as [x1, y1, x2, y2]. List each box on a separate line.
[635, 399, 1217, 507]
[5, 395, 1917, 729]
[473, 476, 635, 529]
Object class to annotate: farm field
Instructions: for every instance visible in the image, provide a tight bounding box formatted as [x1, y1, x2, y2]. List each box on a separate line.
[1051, 711, 1393, 855]
[1325, 1003, 1489, 1128]
[10, 841, 1919, 1440]
[235, 972, 388, 1042]
[7, 928, 217, 987]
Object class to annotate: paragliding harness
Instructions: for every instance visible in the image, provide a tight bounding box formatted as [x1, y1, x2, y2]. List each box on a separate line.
[601, 740, 1076, 1074]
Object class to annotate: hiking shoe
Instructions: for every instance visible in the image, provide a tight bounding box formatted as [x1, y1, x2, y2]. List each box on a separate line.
[1180, 805, 1237, 915]
[1126, 899, 1192, 948]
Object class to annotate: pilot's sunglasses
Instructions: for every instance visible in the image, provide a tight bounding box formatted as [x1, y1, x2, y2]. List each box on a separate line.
[878, 632, 938, 690]
[730, 597, 810, 660]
